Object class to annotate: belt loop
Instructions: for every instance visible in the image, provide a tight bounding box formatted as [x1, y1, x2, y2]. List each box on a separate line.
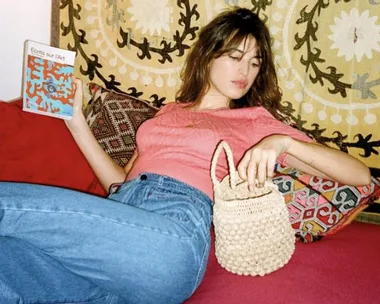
[158, 174, 164, 187]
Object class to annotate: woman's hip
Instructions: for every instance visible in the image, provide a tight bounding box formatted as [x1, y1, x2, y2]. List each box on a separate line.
[108, 172, 213, 238]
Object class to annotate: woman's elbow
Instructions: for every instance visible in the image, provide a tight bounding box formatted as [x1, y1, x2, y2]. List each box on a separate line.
[351, 166, 372, 186]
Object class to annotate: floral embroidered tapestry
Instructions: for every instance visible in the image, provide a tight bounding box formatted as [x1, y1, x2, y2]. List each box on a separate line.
[52, 0, 380, 179]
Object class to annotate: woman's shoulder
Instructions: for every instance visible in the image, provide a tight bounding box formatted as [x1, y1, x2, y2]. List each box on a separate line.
[250, 106, 291, 125]
[156, 102, 186, 115]
[251, 106, 275, 118]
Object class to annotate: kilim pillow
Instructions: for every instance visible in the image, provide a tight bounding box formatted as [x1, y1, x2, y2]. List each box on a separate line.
[84, 83, 159, 167]
[273, 165, 380, 242]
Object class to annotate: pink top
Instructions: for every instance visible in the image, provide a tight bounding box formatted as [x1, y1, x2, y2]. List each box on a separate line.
[127, 103, 312, 199]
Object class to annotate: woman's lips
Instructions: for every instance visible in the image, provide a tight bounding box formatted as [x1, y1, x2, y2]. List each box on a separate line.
[231, 80, 247, 89]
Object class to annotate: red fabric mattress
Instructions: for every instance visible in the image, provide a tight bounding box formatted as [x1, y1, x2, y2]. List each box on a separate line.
[188, 222, 380, 304]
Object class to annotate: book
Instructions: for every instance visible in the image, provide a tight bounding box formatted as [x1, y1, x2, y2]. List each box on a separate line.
[22, 40, 76, 120]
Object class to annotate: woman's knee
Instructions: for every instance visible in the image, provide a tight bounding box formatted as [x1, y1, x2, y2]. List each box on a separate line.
[110, 241, 205, 304]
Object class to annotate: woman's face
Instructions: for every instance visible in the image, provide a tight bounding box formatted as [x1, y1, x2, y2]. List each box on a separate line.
[205, 36, 261, 106]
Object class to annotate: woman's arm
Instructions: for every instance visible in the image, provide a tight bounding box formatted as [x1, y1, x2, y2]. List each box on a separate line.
[284, 138, 371, 186]
[238, 134, 371, 191]
[65, 78, 136, 192]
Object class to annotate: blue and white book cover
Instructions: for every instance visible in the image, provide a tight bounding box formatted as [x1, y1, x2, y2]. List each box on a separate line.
[23, 40, 76, 120]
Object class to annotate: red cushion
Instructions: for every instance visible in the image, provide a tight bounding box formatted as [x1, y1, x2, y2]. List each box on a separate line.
[274, 166, 380, 242]
[187, 222, 380, 303]
[0, 98, 106, 196]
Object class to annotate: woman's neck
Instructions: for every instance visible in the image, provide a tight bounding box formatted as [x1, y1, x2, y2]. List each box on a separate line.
[194, 94, 230, 111]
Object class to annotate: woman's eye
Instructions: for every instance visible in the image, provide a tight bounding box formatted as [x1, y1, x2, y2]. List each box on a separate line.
[229, 55, 240, 61]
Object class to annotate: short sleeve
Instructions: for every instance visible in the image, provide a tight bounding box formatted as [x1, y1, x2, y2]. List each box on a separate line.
[253, 107, 313, 167]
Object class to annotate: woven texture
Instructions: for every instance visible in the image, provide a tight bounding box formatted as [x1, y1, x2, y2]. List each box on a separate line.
[211, 141, 295, 276]
[84, 83, 158, 167]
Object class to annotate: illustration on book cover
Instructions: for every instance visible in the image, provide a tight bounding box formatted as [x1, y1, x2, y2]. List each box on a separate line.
[23, 40, 76, 119]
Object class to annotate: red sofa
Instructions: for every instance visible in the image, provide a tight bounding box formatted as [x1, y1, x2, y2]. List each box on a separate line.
[188, 223, 380, 304]
[1, 99, 379, 303]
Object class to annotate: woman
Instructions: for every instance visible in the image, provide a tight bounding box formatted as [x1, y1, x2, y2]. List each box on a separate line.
[0, 7, 370, 304]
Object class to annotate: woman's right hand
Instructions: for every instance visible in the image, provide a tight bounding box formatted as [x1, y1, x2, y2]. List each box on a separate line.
[65, 77, 86, 130]
[63, 76, 128, 191]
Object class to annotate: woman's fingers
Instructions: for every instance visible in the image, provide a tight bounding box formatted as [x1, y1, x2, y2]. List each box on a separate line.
[65, 77, 85, 129]
[237, 135, 290, 190]
[238, 149, 278, 191]
[266, 151, 276, 179]
[237, 153, 249, 181]
[256, 154, 268, 187]
[72, 77, 83, 110]
[238, 152, 257, 191]
[246, 157, 257, 191]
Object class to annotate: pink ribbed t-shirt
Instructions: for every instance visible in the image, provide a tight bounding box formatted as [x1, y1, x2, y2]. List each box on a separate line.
[127, 103, 312, 199]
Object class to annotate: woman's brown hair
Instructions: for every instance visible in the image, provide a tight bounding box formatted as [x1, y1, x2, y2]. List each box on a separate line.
[176, 7, 284, 120]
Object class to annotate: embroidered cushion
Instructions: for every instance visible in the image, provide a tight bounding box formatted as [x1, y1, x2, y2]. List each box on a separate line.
[84, 83, 159, 167]
[273, 165, 380, 242]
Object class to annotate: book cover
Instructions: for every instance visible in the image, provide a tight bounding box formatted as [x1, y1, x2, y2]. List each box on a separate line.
[22, 40, 76, 120]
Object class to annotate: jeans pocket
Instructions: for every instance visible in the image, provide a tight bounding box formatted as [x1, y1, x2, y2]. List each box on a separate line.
[161, 210, 191, 224]
[146, 190, 192, 224]
[108, 180, 146, 208]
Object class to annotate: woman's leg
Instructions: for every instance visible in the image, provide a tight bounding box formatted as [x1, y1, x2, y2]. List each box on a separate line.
[0, 174, 212, 304]
[0, 236, 123, 304]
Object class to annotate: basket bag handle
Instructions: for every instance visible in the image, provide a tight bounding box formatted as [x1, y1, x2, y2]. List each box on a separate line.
[211, 141, 275, 196]
[210, 141, 238, 192]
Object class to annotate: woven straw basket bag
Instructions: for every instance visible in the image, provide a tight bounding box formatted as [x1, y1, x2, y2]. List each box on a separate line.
[211, 141, 295, 276]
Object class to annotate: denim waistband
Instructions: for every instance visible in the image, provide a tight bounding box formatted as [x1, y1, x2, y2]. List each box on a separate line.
[110, 173, 213, 205]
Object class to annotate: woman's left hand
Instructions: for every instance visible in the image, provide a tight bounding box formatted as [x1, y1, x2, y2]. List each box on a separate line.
[237, 135, 292, 191]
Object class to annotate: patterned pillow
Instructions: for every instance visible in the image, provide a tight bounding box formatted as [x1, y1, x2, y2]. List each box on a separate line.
[84, 83, 159, 167]
[273, 165, 380, 242]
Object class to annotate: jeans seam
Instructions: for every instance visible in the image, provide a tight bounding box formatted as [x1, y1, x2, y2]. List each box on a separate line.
[1, 207, 192, 241]
[190, 232, 210, 295]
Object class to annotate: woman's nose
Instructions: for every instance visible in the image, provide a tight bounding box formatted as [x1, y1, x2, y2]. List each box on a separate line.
[238, 61, 249, 76]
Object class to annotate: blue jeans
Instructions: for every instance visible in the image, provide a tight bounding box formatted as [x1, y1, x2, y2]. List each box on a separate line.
[0, 173, 213, 304]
